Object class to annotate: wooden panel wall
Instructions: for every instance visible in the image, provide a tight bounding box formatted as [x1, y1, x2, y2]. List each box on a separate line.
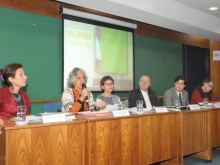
[210, 40, 220, 98]
[135, 22, 209, 48]
[0, 0, 61, 18]
[0, 0, 209, 48]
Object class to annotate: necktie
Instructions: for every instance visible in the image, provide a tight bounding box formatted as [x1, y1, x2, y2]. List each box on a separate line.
[179, 93, 183, 106]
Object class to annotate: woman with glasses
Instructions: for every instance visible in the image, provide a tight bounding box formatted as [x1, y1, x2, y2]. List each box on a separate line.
[95, 76, 121, 111]
[191, 78, 217, 104]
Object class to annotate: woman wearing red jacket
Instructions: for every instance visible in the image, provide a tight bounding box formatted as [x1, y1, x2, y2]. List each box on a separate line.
[0, 63, 30, 120]
[191, 78, 217, 104]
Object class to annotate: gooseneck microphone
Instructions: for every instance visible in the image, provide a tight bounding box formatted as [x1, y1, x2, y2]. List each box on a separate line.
[82, 83, 89, 102]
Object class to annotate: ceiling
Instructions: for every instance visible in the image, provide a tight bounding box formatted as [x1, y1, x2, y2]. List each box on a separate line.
[56, 0, 220, 42]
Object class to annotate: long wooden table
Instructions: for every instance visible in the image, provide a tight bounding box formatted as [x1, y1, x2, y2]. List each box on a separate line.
[0, 111, 179, 165]
[1, 107, 220, 165]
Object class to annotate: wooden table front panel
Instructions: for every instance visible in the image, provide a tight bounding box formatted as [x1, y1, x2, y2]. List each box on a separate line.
[86, 118, 138, 165]
[4, 122, 85, 165]
[181, 110, 209, 156]
[86, 113, 179, 165]
[141, 113, 178, 164]
[211, 108, 220, 148]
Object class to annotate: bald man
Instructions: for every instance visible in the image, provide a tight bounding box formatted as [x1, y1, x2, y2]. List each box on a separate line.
[128, 75, 157, 110]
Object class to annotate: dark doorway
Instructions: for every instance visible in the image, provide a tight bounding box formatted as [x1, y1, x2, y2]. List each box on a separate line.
[183, 45, 210, 101]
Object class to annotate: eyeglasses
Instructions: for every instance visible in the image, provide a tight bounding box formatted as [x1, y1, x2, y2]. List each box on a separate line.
[104, 83, 114, 86]
[207, 83, 213, 88]
[140, 80, 151, 84]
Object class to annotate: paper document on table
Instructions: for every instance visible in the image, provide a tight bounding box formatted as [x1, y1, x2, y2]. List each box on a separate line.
[213, 102, 220, 108]
[189, 104, 200, 110]
[154, 106, 168, 113]
[78, 111, 110, 116]
[26, 115, 42, 122]
[39, 112, 72, 116]
[11, 115, 42, 122]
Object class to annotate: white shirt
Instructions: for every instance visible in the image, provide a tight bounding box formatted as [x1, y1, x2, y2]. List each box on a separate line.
[141, 90, 152, 110]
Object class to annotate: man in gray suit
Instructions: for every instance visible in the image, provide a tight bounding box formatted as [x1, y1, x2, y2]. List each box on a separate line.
[163, 75, 189, 106]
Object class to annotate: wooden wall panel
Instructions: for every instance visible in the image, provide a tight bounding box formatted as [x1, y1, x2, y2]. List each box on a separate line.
[0, 0, 60, 18]
[210, 40, 220, 98]
[0, 0, 210, 48]
[135, 22, 209, 48]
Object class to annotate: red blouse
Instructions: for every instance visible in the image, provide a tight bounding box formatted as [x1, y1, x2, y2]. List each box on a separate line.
[191, 89, 217, 104]
[0, 86, 30, 119]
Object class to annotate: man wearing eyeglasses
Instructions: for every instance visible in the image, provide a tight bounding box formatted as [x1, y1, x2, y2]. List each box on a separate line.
[163, 75, 189, 106]
[128, 75, 157, 110]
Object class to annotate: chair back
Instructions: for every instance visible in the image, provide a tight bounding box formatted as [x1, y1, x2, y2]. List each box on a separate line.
[157, 96, 164, 106]
[42, 102, 62, 113]
[122, 100, 129, 108]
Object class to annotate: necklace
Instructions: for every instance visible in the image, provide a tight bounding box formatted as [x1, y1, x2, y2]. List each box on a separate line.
[12, 93, 22, 102]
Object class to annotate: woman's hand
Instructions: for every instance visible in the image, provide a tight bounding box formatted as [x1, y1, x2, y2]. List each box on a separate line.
[0, 118, 4, 134]
[79, 88, 88, 101]
[97, 101, 107, 109]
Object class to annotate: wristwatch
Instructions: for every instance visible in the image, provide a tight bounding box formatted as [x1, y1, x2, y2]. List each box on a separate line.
[94, 106, 101, 111]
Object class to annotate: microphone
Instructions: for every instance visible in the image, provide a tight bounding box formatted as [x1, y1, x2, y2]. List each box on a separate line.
[82, 83, 89, 102]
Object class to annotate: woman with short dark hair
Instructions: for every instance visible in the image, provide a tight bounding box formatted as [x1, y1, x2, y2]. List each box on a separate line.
[0, 63, 30, 119]
[95, 75, 121, 111]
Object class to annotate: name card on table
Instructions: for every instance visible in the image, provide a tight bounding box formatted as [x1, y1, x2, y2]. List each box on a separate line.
[154, 107, 168, 113]
[112, 110, 130, 117]
[188, 104, 200, 110]
[213, 102, 220, 108]
[42, 114, 66, 123]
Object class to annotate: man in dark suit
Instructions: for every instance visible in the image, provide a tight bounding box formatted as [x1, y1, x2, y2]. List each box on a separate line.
[128, 75, 157, 109]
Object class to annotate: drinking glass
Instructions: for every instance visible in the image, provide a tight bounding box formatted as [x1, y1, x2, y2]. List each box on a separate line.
[174, 100, 180, 109]
[203, 98, 208, 107]
[118, 101, 123, 110]
[17, 105, 26, 123]
[136, 100, 143, 113]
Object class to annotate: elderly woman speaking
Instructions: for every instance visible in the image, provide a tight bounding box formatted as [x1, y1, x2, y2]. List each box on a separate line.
[61, 67, 106, 112]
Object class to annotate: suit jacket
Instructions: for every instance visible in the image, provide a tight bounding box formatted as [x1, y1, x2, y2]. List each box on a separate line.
[163, 87, 189, 106]
[128, 87, 157, 108]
